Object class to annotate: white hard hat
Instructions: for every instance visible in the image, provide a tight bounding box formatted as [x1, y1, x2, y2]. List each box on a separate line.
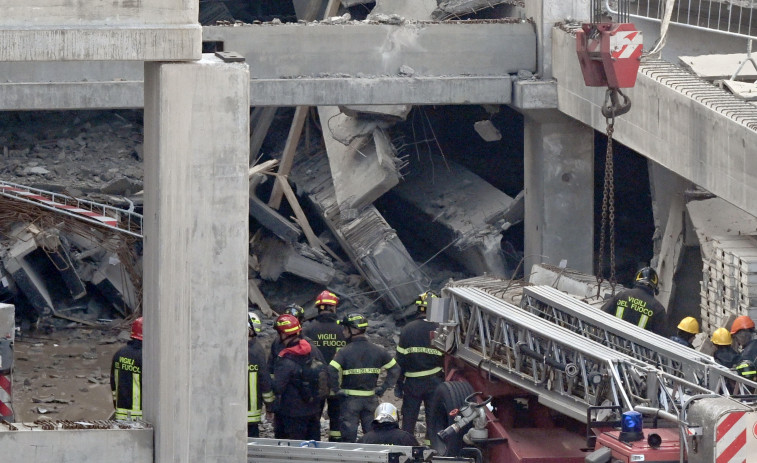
[374, 402, 398, 424]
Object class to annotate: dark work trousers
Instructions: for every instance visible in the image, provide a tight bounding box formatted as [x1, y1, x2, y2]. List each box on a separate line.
[247, 423, 259, 438]
[401, 375, 443, 444]
[326, 395, 342, 441]
[340, 395, 378, 442]
[274, 413, 321, 441]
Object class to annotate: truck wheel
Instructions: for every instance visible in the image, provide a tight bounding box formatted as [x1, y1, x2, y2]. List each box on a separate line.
[427, 380, 475, 456]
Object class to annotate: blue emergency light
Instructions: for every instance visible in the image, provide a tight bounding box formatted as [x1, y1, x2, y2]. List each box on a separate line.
[619, 411, 644, 442]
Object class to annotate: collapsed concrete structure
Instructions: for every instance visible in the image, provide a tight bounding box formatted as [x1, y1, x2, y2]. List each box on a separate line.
[5, 0, 757, 462]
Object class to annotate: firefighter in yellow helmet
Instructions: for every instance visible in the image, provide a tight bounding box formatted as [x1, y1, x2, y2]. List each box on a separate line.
[395, 291, 443, 445]
[328, 313, 400, 442]
[711, 327, 739, 368]
[602, 267, 666, 335]
[670, 316, 699, 348]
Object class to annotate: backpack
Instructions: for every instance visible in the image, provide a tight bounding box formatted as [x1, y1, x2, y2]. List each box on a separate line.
[298, 354, 330, 404]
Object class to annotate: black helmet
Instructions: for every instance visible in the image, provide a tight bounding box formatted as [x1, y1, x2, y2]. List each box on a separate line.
[735, 360, 757, 381]
[283, 303, 305, 321]
[341, 313, 368, 333]
[634, 267, 659, 294]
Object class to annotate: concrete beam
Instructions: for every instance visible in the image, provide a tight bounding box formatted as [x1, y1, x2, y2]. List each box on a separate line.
[203, 22, 535, 78]
[0, 0, 200, 61]
[553, 26, 757, 219]
[143, 55, 249, 463]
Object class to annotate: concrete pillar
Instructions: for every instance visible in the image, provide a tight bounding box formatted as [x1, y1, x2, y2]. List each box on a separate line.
[143, 55, 250, 463]
[524, 109, 594, 276]
[525, 0, 589, 78]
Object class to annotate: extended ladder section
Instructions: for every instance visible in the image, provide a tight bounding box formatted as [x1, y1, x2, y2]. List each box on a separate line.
[437, 286, 711, 424]
[521, 285, 757, 396]
[0, 180, 143, 238]
[247, 438, 437, 463]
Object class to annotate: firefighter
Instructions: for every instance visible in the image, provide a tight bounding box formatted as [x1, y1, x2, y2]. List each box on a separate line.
[670, 316, 699, 348]
[303, 290, 346, 441]
[110, 317, 143, 421]
[711, 327, 739, 368]
[602, 267, 666, 335]
[329, 313, 400, 443]
[269, 303, 306, 372]
[731, 315, 757, 364]
[247, 311, 274, 437]
[395, 291, 444, 445]
[271, 313, 324, 441]
[358, 402, 419, 446]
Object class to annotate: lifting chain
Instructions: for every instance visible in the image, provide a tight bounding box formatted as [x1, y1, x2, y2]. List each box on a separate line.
[597, 91, 623, 298]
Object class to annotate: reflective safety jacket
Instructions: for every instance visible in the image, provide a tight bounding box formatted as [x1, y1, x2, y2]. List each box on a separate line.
[396, 318, 443, 380]
[736, 338, 757, 365]
[601, 285, 666, 335]
[110, 339, 142, 420]
[303, 312, 346, 363]
[248, 337, 274, 424]
[329, 336, 399, 396]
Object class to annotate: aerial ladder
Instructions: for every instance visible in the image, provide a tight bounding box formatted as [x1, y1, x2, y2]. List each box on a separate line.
[521, 285, 757, 397]
[427, 283, 757, 463]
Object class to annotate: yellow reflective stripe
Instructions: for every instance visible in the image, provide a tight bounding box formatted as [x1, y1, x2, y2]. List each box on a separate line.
[329, 360, 342, 371]
[382, 358, 397, 370]
[343, 389, 375, 396]
[115, 408, 143, 419]
[263, 391, 275, 403]
[403, 347, 442, 356]
[396, 346, 408, 354]
[343, 368, 381, 375]
[638, 314, 649, 329]
[329, 430, 341, 437]
[249, 371, 259, 418]
[615, 306, 625, 319]
[132, 373, 141, 413]
[405, 367, 442, 378]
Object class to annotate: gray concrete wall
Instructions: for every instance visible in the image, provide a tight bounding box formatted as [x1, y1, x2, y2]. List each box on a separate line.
[525, 0, 590, 78]
[553, 26, 757, 219]
[143, 55, 250, 463]
[2, 428, 152, 463]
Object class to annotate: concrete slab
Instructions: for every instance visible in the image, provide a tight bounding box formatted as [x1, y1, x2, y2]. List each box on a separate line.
[1, 228, 54, 317]
[340, 105, 412, 120]
[371, 0, 436, 19]
[203, 22, 536, 79]
[256, 237, 335, 285]
[511, 79, 558, 109]
[0, 0, 200, 61]
[528, 263, 619, 306]
[389, 153, 514, 276]
[679, 53, 757, 81]
[290, 150, 427, 310]
[722, 80, 757, 101]
[91, 254, 139, 316]
[249, 175, 302, 243]
[686, 197, 757, 262]
[320, 106, 401, 209]
[0, 426, 152, 463]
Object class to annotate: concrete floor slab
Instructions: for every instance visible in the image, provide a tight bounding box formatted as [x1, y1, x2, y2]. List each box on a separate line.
[679, 53, 757, 81]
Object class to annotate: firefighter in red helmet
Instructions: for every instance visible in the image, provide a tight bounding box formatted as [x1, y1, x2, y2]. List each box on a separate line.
[303, 290, 346, 441]
[110, 317, 143, 420]
[271, 313, 325, 440]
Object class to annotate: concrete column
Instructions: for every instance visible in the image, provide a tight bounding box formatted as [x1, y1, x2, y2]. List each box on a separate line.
[143, 55, 250, 463]
[525, 0, 589, 78]
[524, 109, 594, 276]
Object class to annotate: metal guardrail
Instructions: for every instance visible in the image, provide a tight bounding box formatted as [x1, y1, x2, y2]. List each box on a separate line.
[437, 286, 712, 423]
[608, 0, 757, 38]
[522, 285, 757, 396]
[0, 180, 143, 238]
